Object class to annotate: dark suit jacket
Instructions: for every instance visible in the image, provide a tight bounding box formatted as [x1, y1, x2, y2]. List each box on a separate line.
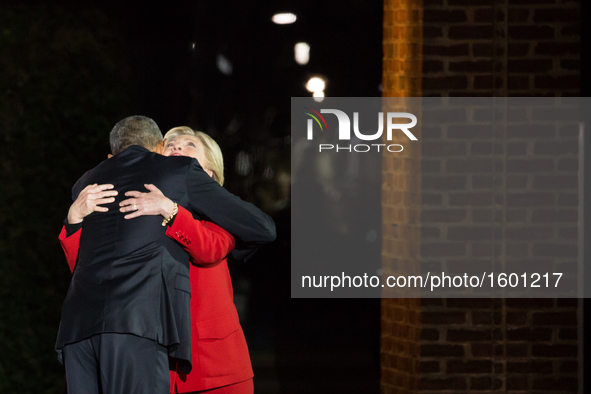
[59, 206, 254, 392]
[55, 145, 275, 373]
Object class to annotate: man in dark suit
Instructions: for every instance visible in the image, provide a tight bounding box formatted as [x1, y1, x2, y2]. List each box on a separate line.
[56, 116, 276, 394]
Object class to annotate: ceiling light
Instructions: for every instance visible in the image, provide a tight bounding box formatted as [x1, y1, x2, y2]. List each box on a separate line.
[306, 77, 326, 93]
[294, 42, 310, 65]
[272, 13, 297, 25]
[313, 90, 325, 102]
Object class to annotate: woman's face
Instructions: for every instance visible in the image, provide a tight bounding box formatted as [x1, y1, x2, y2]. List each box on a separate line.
[163, 135, 213, 177]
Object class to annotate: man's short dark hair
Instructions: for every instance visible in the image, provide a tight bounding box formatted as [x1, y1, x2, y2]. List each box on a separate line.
[110, 116, 163, 155]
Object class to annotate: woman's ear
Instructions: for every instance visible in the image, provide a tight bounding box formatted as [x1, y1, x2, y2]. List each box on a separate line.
[155, 139, 167, 154]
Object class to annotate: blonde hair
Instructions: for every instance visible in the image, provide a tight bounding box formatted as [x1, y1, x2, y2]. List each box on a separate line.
[164, 127, 225, 186]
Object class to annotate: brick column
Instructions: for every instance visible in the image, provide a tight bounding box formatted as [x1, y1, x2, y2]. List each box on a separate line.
[382, 0, 423, 393]
[381, 0, 581, 393]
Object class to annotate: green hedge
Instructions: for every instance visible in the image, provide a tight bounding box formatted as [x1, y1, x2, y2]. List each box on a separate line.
[0, 4, 128, 393]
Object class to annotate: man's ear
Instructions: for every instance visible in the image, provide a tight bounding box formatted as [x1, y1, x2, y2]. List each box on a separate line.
[155, 139, 167, 154]
[107, 154, 113, 159]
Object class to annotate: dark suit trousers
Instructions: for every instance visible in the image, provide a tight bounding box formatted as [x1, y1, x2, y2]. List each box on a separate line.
[63, 333, 169, 394]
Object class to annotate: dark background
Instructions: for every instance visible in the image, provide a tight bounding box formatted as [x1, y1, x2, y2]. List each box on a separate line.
[0, 1, 382, 393]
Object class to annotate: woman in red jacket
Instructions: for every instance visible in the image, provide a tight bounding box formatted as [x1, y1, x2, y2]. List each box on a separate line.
[59, 127, 254, 394]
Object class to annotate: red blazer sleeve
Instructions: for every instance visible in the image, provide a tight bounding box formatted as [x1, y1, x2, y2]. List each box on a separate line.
[58, 226, 81, 273]
[165, 206, 235, 268]
[58, 206, 234, 272]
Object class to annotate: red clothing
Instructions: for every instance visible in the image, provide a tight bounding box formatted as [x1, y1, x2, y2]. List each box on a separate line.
[174, 378, 253, 394]
[59, 206, 253, 393]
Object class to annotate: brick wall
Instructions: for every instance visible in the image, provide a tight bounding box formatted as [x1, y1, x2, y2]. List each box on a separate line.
[381, 0, 581, 392]
[382, 0, 423, 392]
[421, 0, 580, 97]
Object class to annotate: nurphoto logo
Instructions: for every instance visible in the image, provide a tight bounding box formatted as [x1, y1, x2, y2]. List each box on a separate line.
[303, 107, 418, 153]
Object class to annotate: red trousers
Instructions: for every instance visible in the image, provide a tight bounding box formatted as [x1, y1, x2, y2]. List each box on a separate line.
[172, 378, 253, 394]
